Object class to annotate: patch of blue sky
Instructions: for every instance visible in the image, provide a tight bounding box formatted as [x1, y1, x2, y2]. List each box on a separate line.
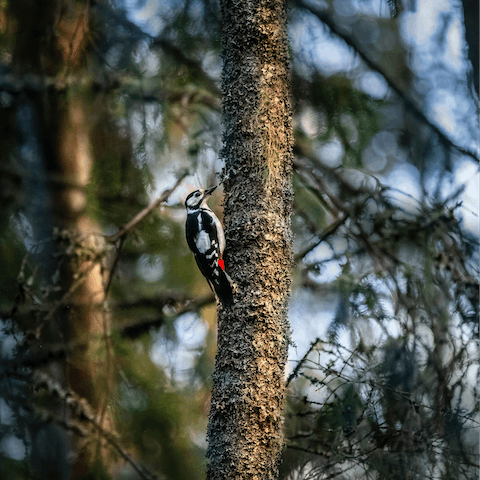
[385, 163, 422, 206]
[123, 0, 169, 36]
[0, 399, 14, 426]
[315, 138, 345, 168]
[305, 238, 335, 262]
[290, 11, 360, 74]
[201, 50, 222, 82]
[429, 89, 462, 136]
[133, 41, 160, 77]
[150, 312, 207, 382]
[312, 38, 361, 74]
[311, 259, 344, 284]
[363, 130, 407, 172]
[0, 332, 20, 360]
[0, 435, 26, 461]
[348, 0, 395, 18]
[400, 0, 453, 47]
[400, 0, 478, 152]
[137, 254, 164, 283]
[287, 288, 337, 377]
[453, 160, 479, 234]
[360, 71, 390, 99]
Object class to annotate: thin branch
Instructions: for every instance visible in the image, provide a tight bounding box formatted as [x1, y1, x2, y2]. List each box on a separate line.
[105, 236, 125, 297]
[33, 372, 160, 480]
[115, 292, 191, 310]
[106, 172, 188, 244]
[33, 250, 105, 339]
[287, 338, 322, 387]
[3, 292, 215, 368]
[294, 215, 349, 262]
[152, 39, 221, 96]
[294, 0, 480, 163]
[120, 293, 215, 339]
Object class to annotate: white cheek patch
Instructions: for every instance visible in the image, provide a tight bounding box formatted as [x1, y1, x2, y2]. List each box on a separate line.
[195, 231, 211, 254]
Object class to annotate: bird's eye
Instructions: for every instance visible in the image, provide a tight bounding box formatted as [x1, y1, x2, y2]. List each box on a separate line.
[195, 192, 201, 196]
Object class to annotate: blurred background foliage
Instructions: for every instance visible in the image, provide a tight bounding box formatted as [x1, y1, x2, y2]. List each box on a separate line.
[0, 0, 478, 479]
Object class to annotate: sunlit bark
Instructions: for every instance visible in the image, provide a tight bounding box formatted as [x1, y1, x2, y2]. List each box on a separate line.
[206, 0, 293, 479]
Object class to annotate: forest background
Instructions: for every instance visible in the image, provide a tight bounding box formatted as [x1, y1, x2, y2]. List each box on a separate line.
[0, 0, 478, 479]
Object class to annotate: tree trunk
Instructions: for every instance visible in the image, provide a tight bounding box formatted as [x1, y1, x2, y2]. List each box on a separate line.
[9, 1, 115, 477]
[461, 0, 479, 95]
[50, 96, 115, 479]
[206, 0, 293, 479]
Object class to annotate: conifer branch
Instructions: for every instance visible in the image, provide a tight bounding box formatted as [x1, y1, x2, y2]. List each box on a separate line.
[106, 172, 188, 244]
[32, 372, 161, 480]
[294, 0, 480, 163]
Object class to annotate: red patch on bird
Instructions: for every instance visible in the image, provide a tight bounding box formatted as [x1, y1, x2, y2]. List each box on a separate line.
[218, 259, 225, 271]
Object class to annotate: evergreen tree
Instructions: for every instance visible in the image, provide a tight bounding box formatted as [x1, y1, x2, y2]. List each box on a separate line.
[0, 1, 477, 479]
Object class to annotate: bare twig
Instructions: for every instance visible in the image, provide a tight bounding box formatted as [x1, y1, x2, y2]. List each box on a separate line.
[287, 338, 322, 387]
[120, 293, 215, 339]
[33, 372, 160, 480]
[152, 39, 221, 96]
[106, 172, 188, 244]
[2, 293, 216, 369]
[294, 215, 349, 262]
[104, 236, 125, 297]
[33, 250, 105, 339]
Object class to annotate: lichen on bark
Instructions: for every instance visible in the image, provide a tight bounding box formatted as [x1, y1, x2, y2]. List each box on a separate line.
[206, 0, 293, 479]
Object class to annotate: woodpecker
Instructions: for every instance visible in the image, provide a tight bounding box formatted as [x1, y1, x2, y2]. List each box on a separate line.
[185, 186, 234, 307]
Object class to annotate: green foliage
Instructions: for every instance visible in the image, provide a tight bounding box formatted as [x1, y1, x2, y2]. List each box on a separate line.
[115, 338, 205, 480]
[287, 194, 478, 478]
[0, 226, 25, 306]
[293, 72, 384, 166]
[0, 458, 31, 480]
[77, 463, 112, 480]
[0, 0, 477, 478]
[292, 174, 327, 228]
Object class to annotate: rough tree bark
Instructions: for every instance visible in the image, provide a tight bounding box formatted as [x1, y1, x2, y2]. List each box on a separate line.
[206, 1, 293, 479]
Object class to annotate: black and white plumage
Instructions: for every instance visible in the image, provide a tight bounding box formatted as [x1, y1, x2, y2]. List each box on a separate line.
[185, 186, 234, 307]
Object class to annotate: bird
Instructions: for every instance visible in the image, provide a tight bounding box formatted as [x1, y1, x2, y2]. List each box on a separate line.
[185, 186, 234, 307]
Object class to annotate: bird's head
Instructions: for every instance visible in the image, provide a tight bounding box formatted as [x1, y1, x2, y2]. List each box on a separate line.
[185, 186, 217, 210]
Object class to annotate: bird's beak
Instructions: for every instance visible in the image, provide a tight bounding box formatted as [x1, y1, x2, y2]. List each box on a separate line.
[204, 186, 217, 196]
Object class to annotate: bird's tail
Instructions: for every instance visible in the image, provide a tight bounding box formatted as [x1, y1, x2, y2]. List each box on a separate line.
[212, 268, 235, 307]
